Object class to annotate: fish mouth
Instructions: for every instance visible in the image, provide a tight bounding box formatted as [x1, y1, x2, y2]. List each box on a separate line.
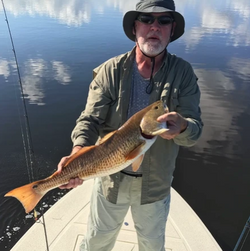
[150, 127, 169, 136]
[141, 132, 156, 139]
[164, 104, 169, 113]
[140, 125, 169, 139]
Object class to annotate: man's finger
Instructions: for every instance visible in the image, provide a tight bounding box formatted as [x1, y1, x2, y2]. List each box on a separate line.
[59, 178, 83, 189]
[57, 156, 70, 173]
[157, 112, 177, 122]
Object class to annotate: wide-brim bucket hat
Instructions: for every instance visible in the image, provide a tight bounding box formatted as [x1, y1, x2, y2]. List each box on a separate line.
[123, 0, 185, 42]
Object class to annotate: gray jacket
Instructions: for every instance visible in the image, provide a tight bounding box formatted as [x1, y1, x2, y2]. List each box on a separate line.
[71, 47, 203, 204]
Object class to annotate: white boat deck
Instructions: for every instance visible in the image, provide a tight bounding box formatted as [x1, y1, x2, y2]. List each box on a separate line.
[11, 180, 222, 251]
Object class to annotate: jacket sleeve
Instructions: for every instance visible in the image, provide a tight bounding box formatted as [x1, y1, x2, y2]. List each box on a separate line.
[173, 62, 203, 147]
[71, 65, 112, 147]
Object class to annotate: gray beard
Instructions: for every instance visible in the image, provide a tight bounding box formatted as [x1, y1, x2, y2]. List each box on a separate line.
[139, 43, 165, 57]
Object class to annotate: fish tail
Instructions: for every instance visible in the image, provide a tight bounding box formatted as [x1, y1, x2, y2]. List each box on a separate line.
[5, 181, 45, 213]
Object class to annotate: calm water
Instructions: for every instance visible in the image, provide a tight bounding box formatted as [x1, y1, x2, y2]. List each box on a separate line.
[0, 0, 250, 250]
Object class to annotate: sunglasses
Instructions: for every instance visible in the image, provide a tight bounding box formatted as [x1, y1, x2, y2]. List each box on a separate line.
[137, 14, 174, 26]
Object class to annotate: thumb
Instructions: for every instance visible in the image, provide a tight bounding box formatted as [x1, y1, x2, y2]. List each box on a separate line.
[157, 113, 169, 122]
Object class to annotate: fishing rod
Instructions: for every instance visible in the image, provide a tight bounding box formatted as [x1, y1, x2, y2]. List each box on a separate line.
[234, 216, 250, 251]
[1, 0, 35, 183]
[1, 1, 49, 250]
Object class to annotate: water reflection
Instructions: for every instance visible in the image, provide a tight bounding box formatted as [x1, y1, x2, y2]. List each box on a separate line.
[0, 0, 135, 26]
[228, 57, 250, 81]
[0, 58, 71, 105]
[193, 68, 240, 158]
[192, 55, 250, 159]
[52, 61, 71, 84]
[0, 58, 12, 79]
[1, 0, 249, 48]
[182, 0, 250, 48]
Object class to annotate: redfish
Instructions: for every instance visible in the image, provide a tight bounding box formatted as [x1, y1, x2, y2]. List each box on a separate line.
[5, 100, 168, 213]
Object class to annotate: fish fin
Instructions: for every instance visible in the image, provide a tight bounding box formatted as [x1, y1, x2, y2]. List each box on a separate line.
[132, 155, 144, 172]
[125, 142, 146, 161]
[64, 145, 97, 167]
[5, 181, 45, 213]
[98, 131, 117, 145]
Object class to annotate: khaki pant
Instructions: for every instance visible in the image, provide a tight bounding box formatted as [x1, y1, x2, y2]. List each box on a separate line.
[80, 175, 171, 251]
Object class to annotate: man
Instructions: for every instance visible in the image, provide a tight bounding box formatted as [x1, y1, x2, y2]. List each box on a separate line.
[58, 0, 203, 250]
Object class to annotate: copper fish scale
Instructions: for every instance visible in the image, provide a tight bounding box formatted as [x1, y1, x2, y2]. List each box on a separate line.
[76, 123, 143, 178]
[36, 121, 144, 192]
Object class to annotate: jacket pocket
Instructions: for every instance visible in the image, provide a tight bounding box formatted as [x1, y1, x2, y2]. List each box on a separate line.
[161, 87, 179, 112]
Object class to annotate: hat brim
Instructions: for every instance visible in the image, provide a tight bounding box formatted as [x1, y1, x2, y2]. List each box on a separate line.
[123, 9, 185, 42]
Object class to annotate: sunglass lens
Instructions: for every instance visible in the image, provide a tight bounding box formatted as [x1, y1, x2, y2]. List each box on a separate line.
[158, 16, 173, 25]
[137, 15, 174, 25]
[138, 15, 154, 24]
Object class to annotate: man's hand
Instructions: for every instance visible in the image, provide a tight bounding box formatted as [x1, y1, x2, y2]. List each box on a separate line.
[157, 112, 188, 140]
[57, 146, 84, 189]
